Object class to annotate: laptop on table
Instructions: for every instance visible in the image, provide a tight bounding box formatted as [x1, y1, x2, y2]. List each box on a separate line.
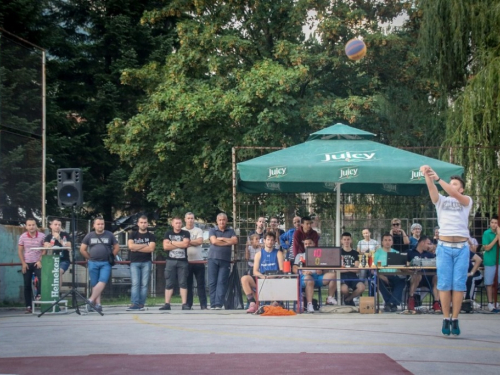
[386, 252, 407, 266]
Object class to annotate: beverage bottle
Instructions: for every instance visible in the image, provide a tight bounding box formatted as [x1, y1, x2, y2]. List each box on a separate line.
[283, 260, 291, 274]
[50, 238, 55, 246]
[298, 257, 304, 268]
[62, 236, 67, 246]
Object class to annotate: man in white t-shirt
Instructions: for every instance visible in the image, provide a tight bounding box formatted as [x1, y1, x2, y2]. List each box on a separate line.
[357, 228, 379, 254]
[183, 212, 207, 310]
[421, 165, 472, 337]
[245, 234, 261, 275]
[357, 228, 378, 280]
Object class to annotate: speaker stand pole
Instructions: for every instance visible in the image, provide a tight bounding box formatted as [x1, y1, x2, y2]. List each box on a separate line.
[38, 207, 103, 317]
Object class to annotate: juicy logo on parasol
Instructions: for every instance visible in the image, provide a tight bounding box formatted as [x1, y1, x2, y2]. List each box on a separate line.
[268, 166, 287, 179]
[324, 182, 337, 190]
[339, 167, 358, 180]
[410, 169, 425, 181]
[265, 182, 281, 191]
[383, 184, 397, 193]
[322, 151, 375, 162]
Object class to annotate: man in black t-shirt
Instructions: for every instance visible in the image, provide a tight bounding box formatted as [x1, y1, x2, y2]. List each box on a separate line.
[160, 217, 190, 311]
[44, 218, 71, 286]
[340, 232, 365, 306]
[127, 215, 156, 311]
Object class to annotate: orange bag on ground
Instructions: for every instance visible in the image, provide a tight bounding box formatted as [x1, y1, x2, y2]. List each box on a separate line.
[260, 305, 296, 316]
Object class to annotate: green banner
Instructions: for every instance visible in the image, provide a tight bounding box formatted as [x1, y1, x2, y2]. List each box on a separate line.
[41, 254, 60, 311]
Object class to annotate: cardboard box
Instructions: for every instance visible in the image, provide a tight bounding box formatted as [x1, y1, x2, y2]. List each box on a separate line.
[359, 297, 375, 314]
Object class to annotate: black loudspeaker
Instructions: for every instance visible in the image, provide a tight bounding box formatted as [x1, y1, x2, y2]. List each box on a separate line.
[57, 168, 83, 207]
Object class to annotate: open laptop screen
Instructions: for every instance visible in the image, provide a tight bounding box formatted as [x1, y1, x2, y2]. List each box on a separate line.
[386, 252, 407, 266]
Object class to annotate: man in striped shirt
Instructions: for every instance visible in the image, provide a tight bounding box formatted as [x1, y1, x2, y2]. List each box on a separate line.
[18, 218, 46, 313]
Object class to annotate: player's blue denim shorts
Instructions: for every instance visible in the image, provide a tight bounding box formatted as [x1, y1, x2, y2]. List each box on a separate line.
[88, 261, 111, 287]
[436, 241, 469, 291]
[301, 274, 324, 288]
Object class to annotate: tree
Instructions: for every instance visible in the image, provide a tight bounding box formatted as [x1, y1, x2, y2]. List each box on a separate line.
[0, 1, 47, 223]
[419, 0, 500, 215]
[2, 0, 178, 223]
[108, 0, 440, 221]
[41, 0, 177, 219]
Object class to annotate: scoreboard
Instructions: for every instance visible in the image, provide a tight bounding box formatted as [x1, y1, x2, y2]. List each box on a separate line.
[305, 247, 342, 267]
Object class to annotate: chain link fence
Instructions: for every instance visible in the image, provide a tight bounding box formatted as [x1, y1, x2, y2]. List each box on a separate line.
[235, 193, 492, 258]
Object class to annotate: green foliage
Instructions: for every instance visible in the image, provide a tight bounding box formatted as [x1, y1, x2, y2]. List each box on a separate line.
[419, 0, 500, 92]
[2, 0, 175, 222]
[2, 0, 452, 225]
[444, 57, 500, 216]
[0, 9, 45, 222]
[108, 0, 442, 221]
[420, 0, 500, 215]
[40, 0, 177, 219]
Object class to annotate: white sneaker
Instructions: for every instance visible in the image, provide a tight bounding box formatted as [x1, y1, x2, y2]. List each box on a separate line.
[488, 303, 495, 312]
[307, 303, 315, 313]
[326, 296, 337, 305]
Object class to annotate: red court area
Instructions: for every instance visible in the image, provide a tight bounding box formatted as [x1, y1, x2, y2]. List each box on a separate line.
[0, 353, 411, 374]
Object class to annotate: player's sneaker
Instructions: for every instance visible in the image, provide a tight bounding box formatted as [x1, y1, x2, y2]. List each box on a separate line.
[451, 319, 460, 336]
[442, 319, 451, 336]
[306, 303, 315, 313]
[126, 304, 141, 311]
[326, 296, 337, 305]
[433, 301, 442, 312]
[407, 296, 416, 311]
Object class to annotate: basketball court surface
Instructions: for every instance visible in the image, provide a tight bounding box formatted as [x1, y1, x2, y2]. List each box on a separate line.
[1, 306, 499, 374]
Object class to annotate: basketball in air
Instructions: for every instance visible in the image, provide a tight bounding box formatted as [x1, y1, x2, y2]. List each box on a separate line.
[345, 38, 367, 61]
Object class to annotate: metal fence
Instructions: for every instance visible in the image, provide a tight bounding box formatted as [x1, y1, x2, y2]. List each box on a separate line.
[234, 195, 492, 257]
[2, 207, 493, 305]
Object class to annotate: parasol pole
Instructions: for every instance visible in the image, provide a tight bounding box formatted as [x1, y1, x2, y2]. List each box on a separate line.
[335, 183, 341, 247]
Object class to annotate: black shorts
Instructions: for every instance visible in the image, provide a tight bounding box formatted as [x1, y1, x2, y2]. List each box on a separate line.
[341, 278, 361, 291]
[418, 274, 435, 289]
[165, 260, 189, 289]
